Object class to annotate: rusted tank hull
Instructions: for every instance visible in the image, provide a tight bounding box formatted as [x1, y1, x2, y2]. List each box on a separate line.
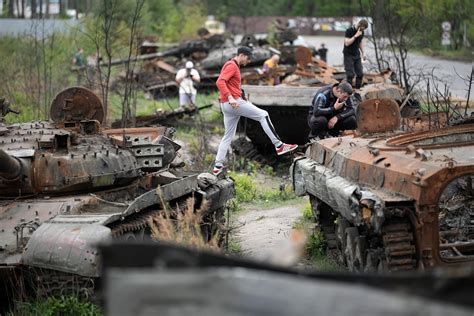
[0, 88, 236, 308]
[292, 124, 474, 272]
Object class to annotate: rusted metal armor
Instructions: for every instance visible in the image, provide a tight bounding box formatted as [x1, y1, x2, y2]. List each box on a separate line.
[291, 99, 474, 272]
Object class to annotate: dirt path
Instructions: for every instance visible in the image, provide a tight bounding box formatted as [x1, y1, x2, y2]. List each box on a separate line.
[233, 200, 307, 263]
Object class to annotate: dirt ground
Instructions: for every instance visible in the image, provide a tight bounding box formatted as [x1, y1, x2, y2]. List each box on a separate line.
[232, 199, 307, 264]
[176, 131, 310, 265]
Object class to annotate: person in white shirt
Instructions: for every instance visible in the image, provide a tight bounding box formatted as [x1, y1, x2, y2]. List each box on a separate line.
[175, 61, 200, 108]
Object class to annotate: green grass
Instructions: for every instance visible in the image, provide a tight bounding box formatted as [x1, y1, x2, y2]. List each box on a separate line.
[229, 171, 301, 209]
[294, 202, 345, 272]
[8, 296, 103, 316]
[227, 238, 243, 254]
[229, 172, 259, 203]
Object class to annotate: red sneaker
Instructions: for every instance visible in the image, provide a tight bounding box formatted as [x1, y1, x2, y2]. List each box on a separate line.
[212, 165, 224, 176]
[276, 143, 298, 155]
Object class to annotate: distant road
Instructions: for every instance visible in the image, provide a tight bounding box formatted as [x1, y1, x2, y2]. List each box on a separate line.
[304, 35, 472, 98]
[0, 19, 79, 38]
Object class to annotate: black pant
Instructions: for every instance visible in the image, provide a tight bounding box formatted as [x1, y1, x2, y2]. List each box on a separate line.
[344, 54, 363, 88]
[308, 114, 357, 139]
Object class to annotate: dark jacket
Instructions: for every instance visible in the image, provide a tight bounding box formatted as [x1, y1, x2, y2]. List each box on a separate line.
[309, 84, 355, 120]
[343, 26, 364, 57]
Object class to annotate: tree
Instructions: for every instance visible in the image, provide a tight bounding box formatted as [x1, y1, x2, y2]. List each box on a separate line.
[120, 0, 145, 128]
[31, 0, 37, 18]
[59, 0, 65, 16]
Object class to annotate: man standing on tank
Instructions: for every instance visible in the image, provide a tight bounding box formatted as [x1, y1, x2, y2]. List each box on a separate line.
[212, 46, 298, 176]
[343, 19, 368, 89]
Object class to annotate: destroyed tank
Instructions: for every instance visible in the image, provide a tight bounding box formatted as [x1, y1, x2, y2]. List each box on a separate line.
[0, 87, 234, 300]
[291, 98, 474, 272]
[236, 83, 405, 162]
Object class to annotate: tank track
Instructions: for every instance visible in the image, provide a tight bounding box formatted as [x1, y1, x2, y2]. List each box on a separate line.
[341, 215, 417, 273]
[312, 195, 417, 273]
[24, 203, 225, 299]
[109, 209, 162, 238]
[380, 218, 417, 271]
[26, 268, 96, 299]
[231, 136, 277, 166]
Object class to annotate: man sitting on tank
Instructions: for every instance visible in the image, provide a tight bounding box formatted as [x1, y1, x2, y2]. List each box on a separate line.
[307, 82, 357, 140]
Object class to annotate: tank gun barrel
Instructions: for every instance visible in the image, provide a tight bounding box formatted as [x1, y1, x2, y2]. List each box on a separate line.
[0, 149, 22, 180]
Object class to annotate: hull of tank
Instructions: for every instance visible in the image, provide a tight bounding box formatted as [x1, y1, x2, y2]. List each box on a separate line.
[291, 124, 474, 272]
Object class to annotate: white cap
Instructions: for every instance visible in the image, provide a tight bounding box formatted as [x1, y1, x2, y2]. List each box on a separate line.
[185, 61, 194, 69]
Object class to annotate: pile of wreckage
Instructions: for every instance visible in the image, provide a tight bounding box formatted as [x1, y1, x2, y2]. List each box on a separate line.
[97, 28, 401, 131]
[75, 28, 471, 164]
[104, 29, 396, 99]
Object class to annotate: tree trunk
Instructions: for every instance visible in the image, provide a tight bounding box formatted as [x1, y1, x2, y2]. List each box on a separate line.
[38, 0, 43, 18]
[3, 0, 13, 18]
[7, 0, 14, 17]
[45, 0, 49, 17]
[31, 0, 37, 18]
[15, 0, 19, 17]
[74, 0, 79, 19]
[59, 0, 64, 16]
[20, 0, 24, 18]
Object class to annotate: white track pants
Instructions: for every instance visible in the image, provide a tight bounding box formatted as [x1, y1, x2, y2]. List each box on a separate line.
[215, 98, 282, 166]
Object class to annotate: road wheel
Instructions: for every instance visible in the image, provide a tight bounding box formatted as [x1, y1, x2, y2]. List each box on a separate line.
[353, 236, 367, 273]
[377, 258, 388, 273]
[336, 218, 350, 264]
[364, 251, 377, 273]
[344, 227, 359, 272]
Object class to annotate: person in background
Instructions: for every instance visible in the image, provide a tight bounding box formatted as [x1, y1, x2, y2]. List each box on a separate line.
[317, 43, 328, 63]
[175, 61, 200, 109]
[213, 46, 298, 176]
[72, 48, 85, 85]
[307, 82, 357, 140]
[72, 48, 85, 67]
[262, 54, 281, 85]
[343, 19, 368, 89]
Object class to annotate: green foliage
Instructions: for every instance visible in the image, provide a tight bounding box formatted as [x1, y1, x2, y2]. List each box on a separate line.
[147, 0, 206, 41]
[230, 171, 298, 207]
[230, 172, 258, 203]
[0, 31, 76, 121]
[305, 230, 326, 258]
[301, 202, 313, 221]
[228, 199, 243, 213]
[9, 296, 103, 316]
[369, 0, 473, 51]
[227, 238, 242, 254]
[262, 165, 275, 177]
[259, 184, 296, 202]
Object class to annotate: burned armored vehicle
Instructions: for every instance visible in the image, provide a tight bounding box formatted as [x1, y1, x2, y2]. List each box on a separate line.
[236, 83, 405, 159]
[291, 98, 474, 272]
[0, 87, 234, 301]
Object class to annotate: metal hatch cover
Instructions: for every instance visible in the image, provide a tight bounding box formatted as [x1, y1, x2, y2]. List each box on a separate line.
[50, 87, 104, 124]
[356, 98, 401, 133]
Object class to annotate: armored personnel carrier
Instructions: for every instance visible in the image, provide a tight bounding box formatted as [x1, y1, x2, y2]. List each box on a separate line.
[0, 87, 234, 300]
[291, 98, 474, 272]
